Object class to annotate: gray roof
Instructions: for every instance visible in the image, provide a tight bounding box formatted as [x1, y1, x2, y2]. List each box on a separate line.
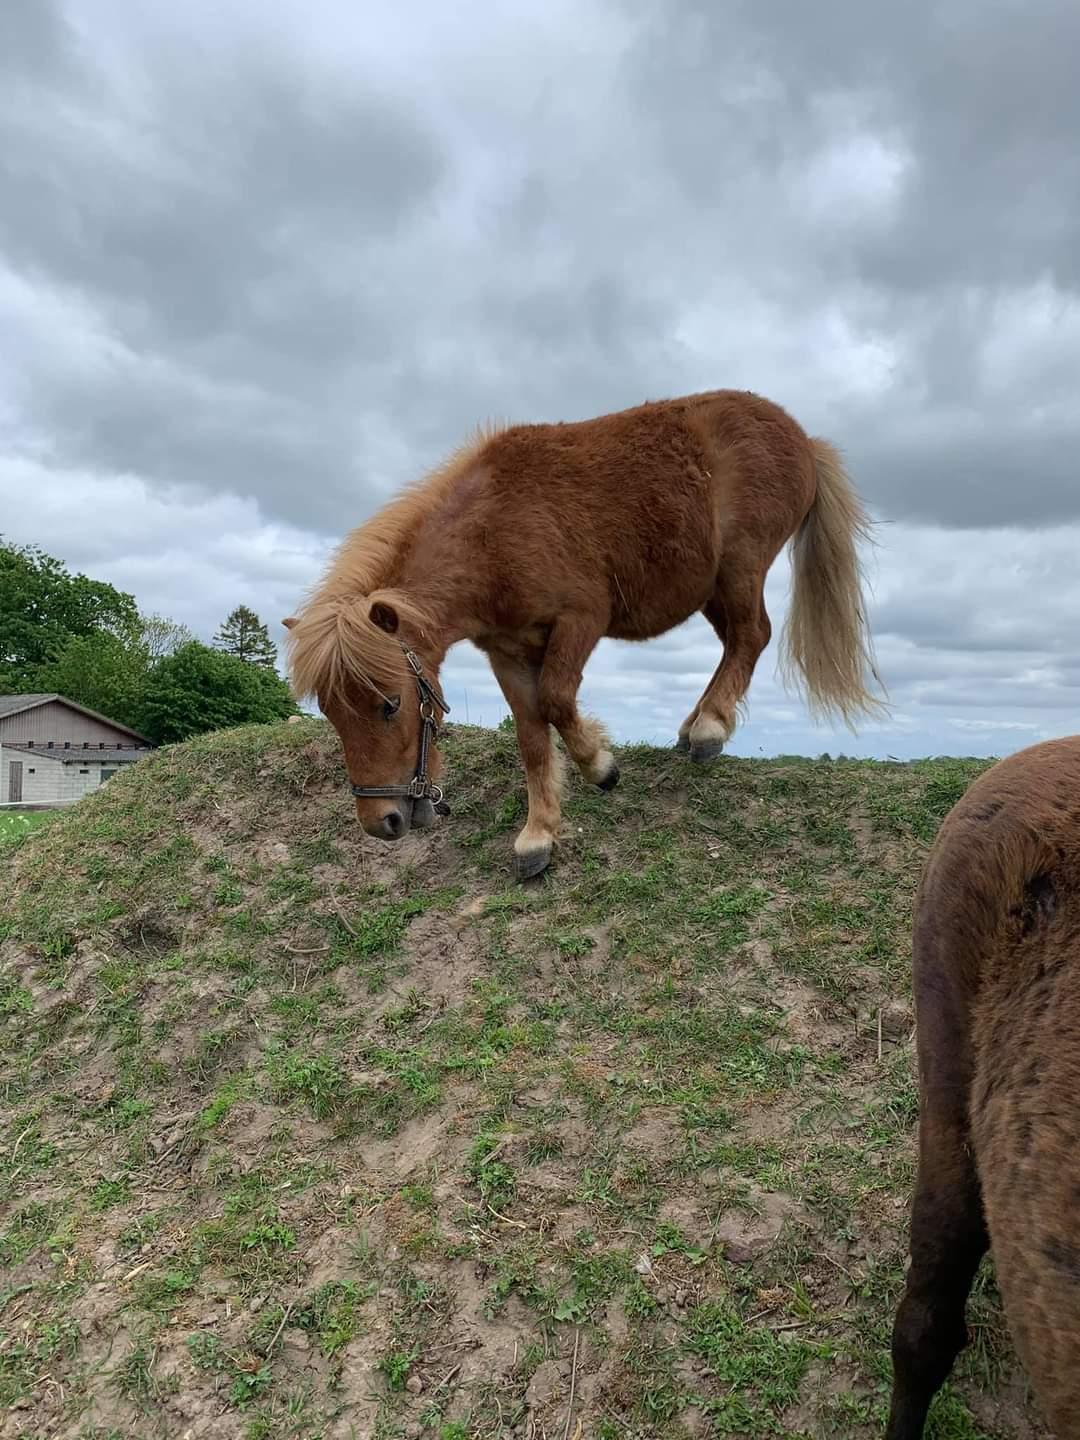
[0, 693, 151, 744]
[0, 694, 55, 717]
[3, 743, 153, 766]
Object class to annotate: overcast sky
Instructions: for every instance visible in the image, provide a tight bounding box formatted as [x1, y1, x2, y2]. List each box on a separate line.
[2, 0, 1078, 759]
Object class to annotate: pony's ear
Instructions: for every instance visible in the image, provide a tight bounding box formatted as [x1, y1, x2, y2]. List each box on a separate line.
[369, 599, 400, 635]
[281, 616, 297, 630]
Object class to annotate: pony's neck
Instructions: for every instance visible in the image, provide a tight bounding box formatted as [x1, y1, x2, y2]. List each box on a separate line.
[325, 439, 491, 668]
[389, 518, 477, 662]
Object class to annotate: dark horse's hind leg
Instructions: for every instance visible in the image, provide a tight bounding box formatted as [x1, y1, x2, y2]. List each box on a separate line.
[888, 898, 990, 1439]
[886, 972, 990, 1440]
[887, 1119, 987, 1438]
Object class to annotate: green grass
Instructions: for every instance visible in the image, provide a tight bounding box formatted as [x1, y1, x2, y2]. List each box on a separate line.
[0, 719, 1016, 1438]
[0, 809, 52, 844]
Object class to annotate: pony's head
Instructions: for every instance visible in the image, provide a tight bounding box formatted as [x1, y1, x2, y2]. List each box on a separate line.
[283, 591, 445, 842]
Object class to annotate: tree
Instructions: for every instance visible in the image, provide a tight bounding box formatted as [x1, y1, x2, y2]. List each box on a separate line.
[38, 631, 151, 734]
[140, 613, 195, 663]
[139, 642, 297, 745]
[0, 539, 139, 691]
[35, 613, 195, 733]
[213, 605, 279, 669]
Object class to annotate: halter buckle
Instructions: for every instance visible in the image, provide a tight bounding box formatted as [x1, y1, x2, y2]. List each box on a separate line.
[347, 645, 450, 814]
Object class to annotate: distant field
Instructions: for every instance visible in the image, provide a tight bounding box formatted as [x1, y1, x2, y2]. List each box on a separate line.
[0, 809, 52, 844]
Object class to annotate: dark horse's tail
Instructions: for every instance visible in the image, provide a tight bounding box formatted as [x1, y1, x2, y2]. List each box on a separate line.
[780, 438, 886, 728]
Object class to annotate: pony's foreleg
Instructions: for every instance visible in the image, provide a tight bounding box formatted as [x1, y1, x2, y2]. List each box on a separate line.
[486, 651, 565, 881]
[537, 615, 618, 790]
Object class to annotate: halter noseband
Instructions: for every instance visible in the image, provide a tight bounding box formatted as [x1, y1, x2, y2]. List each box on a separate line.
[350, 647, 451, 811]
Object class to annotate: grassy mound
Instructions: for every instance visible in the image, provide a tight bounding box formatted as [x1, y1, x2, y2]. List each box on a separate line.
[0, 721, 1038, 1439]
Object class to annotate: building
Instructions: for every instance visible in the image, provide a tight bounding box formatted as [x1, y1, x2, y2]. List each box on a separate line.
[0, 694, 154, 807]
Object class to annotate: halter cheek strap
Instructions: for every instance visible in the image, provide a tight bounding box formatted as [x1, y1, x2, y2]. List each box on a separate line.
[349, 648, 451, 812]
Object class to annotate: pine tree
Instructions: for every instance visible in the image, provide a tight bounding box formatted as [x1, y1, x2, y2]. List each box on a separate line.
[213, 605, 279, 669]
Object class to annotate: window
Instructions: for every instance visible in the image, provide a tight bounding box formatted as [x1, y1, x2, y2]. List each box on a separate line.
[79, 769, 90, 775]
[100, 769, 118, 783]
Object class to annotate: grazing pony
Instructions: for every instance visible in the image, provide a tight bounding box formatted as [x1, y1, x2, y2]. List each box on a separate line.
[284, 389, 883, 879]
[887, 735, 1080, 1438]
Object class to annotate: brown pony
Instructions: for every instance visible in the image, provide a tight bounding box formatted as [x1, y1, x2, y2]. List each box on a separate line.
[888, 735, 1080, 1439]
[284, 389, 883, 878]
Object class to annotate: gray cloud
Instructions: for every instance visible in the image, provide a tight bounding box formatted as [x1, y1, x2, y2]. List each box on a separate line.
[0, 0, 78, 87]
[1, 0, 1079, 761]
[624, 0, 1080, 294]
[6, 0, 1078, 529]
[1, 3, 450, 524]
[612, 0, 1080, 527]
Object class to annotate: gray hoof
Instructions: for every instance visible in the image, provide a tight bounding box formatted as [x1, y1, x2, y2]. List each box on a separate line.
[690, 739, 725, 763]
[675, 734, 691, 753]
[515, 845, 552, 882]
[597, 765, 620, 792]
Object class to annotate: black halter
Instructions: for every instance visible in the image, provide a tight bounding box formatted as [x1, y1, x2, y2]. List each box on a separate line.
[350, 648, 451, 811]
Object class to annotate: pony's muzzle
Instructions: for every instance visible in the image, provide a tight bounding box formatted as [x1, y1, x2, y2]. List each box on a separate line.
[361, 805, 411, 842]
[380, 808, 409, 841]
[411, 796, 436, 830]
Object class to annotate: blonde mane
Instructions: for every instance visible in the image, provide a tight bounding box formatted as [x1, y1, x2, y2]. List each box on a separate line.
[286, 428, 497, 702]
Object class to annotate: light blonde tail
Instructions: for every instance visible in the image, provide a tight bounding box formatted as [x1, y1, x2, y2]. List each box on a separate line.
[779, 438, 886, 729]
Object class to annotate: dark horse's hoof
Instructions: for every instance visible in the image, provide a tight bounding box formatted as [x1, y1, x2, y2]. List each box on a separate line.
[675, 735, 691, 753]
[597, 765, 620, 792]
[690, 739, 725, 763]
[515, 845, 552, 882]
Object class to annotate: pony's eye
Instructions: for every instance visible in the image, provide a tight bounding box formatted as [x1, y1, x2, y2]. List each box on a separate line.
[382, 696, 401, 721]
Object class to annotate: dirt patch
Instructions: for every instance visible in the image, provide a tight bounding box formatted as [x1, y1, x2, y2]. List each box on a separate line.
[362, 1101, 474, 1187]
[621, 1106, 683, 1165]
[769, 977, 854, 1051]
[965, 1372, 1050, 1440]
[712, 1186, 805, 1264]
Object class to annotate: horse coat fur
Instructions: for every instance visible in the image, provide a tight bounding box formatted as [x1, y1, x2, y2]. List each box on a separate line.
[285, 388, 884, 878]
[888, 735, 1080, 1438]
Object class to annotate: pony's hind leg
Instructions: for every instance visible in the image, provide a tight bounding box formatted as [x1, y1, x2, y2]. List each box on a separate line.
[483, 647, 565, 881]
[677, 595, 727, 752]
[685, 578, 771, 762]
[886, 1109, 988, 1438]
[537, 614, 618, 790]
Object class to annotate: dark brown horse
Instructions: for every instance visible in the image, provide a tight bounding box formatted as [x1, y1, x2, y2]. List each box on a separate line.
[888, 735, 1080, 1438]
[284, 389, 883, 878]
